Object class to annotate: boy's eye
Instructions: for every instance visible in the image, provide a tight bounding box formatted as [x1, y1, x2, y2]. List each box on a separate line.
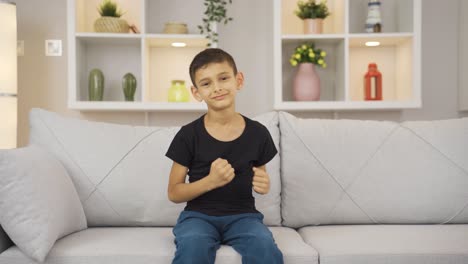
[201, 82, 209, 87]
[221, 76, 230, 81]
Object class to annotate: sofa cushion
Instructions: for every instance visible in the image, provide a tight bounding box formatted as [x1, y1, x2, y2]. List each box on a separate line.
[28, 108, 281, 226]
[298, 225, 468, 264]
[251, 112, 281, 226]
[0, 227, 318, 264]
[279, 112, 468, 227]
[0, 145, 87, 262]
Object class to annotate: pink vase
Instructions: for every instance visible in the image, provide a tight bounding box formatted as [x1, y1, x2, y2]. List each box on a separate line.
[293, 63, 321, 101]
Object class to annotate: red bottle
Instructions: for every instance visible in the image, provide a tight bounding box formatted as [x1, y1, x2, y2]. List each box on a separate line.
[364, 63, 382, 100]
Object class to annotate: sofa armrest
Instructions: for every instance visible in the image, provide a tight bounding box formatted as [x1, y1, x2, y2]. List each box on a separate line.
[0, 225, 13, 254]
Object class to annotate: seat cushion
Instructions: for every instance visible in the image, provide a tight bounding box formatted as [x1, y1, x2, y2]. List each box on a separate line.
[0, 227, 317, 264]
[298, 224, 468, 264]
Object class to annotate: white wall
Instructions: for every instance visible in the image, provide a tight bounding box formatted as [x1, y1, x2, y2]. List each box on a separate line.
[15, 0, 467, 147]
[459, 0, 468, 111]
[400, 0, 464, 120]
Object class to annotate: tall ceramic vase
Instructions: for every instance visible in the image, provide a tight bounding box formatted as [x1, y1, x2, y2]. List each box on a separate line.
[88, 69, 104, 101]
[122, 73, 137, 101]
[293, 63, 320, 101]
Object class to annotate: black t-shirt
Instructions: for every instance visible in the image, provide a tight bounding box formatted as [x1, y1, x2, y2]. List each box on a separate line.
[165, 114, 278, 216]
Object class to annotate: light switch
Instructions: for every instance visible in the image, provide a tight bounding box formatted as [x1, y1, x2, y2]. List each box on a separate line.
[17, 40, 24, 56]
[45, 39, 62, 56]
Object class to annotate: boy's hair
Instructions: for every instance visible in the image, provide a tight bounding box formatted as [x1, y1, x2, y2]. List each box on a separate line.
[189, 48, 238, 88]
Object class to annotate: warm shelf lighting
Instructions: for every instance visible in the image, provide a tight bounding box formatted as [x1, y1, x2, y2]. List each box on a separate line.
[0, 1, 17, 149]
[171, 42, 187, 47]
[365, 41, 380, 47]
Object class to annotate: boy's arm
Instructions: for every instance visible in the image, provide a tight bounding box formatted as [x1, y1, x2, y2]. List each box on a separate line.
[167, 161, 214, 203]
[167, 159, 235, 203]
[252, 165, 270, 195]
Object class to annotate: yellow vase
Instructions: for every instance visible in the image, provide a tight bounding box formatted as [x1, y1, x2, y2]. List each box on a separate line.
[168, 80, 190, 102]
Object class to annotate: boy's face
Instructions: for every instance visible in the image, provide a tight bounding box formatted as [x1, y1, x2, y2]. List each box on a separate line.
[191, 61, 244, 111]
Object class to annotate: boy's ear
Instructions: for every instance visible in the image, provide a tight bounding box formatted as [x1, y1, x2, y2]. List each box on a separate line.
[191, 86, 203, 102]
[236, 72, 244, 91]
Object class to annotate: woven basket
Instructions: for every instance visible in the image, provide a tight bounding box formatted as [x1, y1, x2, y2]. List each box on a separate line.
[94, 17, 129, 33]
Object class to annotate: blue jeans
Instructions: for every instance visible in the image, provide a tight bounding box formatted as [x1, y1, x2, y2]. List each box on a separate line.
[172, 210, 284, 264]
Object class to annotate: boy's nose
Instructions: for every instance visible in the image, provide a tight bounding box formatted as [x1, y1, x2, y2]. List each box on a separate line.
[212, 82, 222, 92]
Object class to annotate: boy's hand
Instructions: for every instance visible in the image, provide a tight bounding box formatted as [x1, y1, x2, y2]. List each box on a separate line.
[252, 167, 270, 195]
[207, 158, 235, 189]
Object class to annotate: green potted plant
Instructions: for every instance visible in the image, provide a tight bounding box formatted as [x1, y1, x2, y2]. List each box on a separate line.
[198, 0, 233, 46]
[94, 0, 129, 33]
[294, 0, 330, 34]
[289, 43, 327, 101]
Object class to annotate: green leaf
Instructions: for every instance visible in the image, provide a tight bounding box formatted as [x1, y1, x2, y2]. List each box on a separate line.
[198, 0, 233, 44]
[294, 0, 330, 19]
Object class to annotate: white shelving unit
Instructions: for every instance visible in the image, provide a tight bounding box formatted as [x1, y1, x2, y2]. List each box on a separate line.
[67, 0, 211, 111]
[274, 0, 421, 111]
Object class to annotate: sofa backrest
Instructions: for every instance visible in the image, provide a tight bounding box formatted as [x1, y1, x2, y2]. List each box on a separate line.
[279, 111, 468, 228]
[28, 109, 281, 226]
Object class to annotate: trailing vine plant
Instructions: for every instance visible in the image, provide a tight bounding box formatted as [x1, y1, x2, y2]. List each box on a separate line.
[198, 0, 233, 46]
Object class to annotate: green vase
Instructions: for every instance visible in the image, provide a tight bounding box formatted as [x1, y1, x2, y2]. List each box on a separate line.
[122, 73, 137, 101]
[168, 80, 190, 102]
[88, 69, 104, 101]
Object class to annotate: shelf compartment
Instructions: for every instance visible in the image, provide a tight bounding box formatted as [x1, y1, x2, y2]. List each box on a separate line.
[144, 37, 206, 103]
[75, 0, 143, 33]
[75, 36, 142, 102]
[349, 0, 414, 34]
[145, 0, 205, 34]
[145, 34, 209, 48]
[281, 38, 345, 102]
[348, 33, 413, 46]
[281, 0, 345, 35]
[348, 36, 413, 102]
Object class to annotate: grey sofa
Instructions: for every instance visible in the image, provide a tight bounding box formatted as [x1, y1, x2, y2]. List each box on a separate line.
[1, 108, 467, 264]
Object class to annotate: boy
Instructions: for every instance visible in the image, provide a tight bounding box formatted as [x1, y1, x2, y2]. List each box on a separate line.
[165, 48, 284, 264]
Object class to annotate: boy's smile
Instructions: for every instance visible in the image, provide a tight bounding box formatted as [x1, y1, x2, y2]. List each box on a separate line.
[212, 94, 227, 100]
[191, 61, 244, 111]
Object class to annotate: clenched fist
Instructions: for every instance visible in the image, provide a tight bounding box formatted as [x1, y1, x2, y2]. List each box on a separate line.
[252, 167, 270, 195]
[207, 158, 235, 189]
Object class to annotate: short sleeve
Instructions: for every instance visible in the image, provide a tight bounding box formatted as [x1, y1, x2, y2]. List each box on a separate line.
[253, 126, 278, 167]
[165, 128, 193, 168]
